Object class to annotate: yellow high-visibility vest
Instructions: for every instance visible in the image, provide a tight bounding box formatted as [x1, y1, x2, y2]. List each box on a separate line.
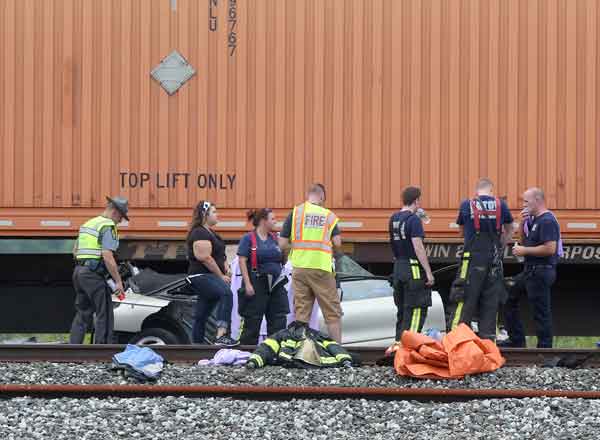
[289, 202, 339, 272]
[75, 216, 118, 260]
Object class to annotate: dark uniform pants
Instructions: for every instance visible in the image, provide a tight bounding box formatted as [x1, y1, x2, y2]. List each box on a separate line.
[502, 266, 556, 348]
[447, 248, 504, 341]
[393, 259, 432, 340]
[69, 266, 114, 344]
[238, 275, 290, 345]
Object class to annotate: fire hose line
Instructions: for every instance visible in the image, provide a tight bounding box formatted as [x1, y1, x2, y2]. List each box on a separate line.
[1, 384, 600, 402]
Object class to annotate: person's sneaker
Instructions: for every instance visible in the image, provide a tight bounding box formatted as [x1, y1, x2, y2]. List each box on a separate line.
[496, 338, 526, 348]
[214, 336, 240, 347]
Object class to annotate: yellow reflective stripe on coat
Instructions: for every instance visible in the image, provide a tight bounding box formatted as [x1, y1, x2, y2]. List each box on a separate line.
[335, 353, 352, 362]
[79, 226, 100, 238]
[279, 351, 292, 360]
[249, 354, 264, 367]
[316, 340, 339, 351]
[291, 241, 333, 253]
[321, 212, 337, 242]
[319, 356, 339, 364]
[281, 340, 301, 349]
[264, 338, 280, 353]
[319, 340, 336, 349]
[292, 203, 306, 242]
[452, 302, 464, 330]
[76, 248, 102, 257]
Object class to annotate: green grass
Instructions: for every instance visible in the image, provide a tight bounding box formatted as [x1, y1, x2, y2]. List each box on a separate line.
[526, 336, 600, 349]
[0, 334, 92, 344]
[0, 334, 598, 348]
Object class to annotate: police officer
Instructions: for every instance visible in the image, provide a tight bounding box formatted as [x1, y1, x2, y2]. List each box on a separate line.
[447, 178, 513, 341]
[69, 196, 129, 344]
[389, 186, 435, 340]
[278, 183, 343, 343]
[501, 187, 560, 348]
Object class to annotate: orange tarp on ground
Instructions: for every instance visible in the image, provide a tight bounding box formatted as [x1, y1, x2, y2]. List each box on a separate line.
[394, 323, 506, 379]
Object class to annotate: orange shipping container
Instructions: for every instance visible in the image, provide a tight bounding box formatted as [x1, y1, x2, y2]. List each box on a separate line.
[0, 0, 599, 240]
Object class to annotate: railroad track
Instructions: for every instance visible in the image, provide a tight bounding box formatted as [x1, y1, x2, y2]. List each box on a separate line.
[0, 344, 598, 368]
[1, 384, 600, 402]
[0, 345, 598, 403]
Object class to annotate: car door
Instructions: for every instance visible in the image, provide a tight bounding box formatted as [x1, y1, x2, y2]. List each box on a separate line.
[336, 278, 397, 346]
[317, 277, 447, 347]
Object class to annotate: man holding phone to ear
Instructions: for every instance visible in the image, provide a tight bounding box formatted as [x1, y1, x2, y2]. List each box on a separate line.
[501, 187, 561, 348]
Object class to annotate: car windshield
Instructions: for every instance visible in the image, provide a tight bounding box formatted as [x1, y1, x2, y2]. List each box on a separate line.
[336, 255, 374, 277]
[340, 278, 392, 302]
[336, 255, 393, 302]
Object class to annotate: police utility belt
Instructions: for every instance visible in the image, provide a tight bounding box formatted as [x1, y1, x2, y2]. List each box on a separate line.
[76, 259, 108, 276]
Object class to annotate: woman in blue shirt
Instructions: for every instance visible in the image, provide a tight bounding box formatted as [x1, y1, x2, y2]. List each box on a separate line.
[237, 208, 289, 345]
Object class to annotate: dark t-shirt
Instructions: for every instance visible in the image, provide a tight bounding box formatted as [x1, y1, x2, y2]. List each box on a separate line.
[280, 211, 341, 239]
[524, 212, 560, 266]
[456, 196, 513, 244]
[389, 210, 425, 260]
[187, 226, 227, 275]
[237, 232, 283, 278]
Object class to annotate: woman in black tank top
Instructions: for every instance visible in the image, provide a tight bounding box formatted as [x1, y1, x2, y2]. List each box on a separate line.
[186, 200, 238, 347]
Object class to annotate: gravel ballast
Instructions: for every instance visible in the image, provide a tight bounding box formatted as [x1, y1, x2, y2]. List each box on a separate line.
[2, 396, 600, 440]
[0, 362, 599, 391]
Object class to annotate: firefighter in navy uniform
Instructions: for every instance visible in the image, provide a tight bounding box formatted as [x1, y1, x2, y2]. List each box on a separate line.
[447, 178, 514, 341]
[237, 208, 289, 345]
[389, 187, 435, 340]
[501, 187, 561, 348]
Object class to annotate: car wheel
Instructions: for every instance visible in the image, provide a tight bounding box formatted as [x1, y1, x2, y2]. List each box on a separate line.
[129, 328, 182, 345]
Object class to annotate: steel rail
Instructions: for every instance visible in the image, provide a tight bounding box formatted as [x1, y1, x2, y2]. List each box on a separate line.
[1, 384, 600, 402]
[0, 345, 598, 368]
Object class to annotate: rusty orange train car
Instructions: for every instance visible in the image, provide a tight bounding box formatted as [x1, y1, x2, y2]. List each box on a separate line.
[0, 0, 599, 249]
[2, 0, 600, 336]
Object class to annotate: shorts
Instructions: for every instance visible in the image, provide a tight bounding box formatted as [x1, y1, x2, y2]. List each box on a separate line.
[292, 267, 342, 323]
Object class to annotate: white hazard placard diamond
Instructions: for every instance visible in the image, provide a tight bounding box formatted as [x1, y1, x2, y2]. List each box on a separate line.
[150, 50, 196, 95]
